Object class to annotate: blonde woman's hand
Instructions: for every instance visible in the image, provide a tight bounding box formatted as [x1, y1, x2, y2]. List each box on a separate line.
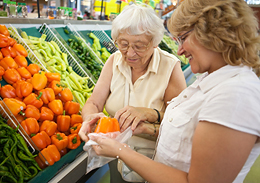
[90, 135, 125, 158]
[78, 112, 107, 142]
[114, 106, 148, 132]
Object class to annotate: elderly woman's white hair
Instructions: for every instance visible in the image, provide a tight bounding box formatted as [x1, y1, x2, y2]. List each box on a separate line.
[111, 4, 164, 46]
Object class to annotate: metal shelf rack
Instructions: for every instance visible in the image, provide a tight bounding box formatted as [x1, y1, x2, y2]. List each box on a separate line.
[92, 24, 118, 54]
[38, 23, 97, 86]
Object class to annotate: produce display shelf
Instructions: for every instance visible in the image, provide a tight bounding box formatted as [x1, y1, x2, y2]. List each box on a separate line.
[91, 24, 118, 54]
[38, 23, 96, 86]
[28, 143, 85, 183]
[4, 24, 51, 159]
[5, 24, 89, 183]
[65, 23, 104, 65]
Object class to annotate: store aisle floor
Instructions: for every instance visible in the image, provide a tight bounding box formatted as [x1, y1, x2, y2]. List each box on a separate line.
[85, 164, 110, 183]
[97, 171, 110, 183]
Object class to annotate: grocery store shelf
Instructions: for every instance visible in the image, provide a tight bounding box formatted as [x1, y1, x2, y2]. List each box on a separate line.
[49, 151, 89, 183]
[1, 17, 112, 30]
[0, 17, 112, 25]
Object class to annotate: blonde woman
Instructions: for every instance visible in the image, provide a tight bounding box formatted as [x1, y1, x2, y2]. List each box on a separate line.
[89, 0, 260, 182]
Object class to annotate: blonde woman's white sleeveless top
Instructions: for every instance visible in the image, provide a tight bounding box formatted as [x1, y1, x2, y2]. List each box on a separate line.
[105, 47, 179, 117]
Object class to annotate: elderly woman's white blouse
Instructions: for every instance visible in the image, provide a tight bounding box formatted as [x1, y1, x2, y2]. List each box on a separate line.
[154, 65, 260, 183]
[105, 47, 179, 116]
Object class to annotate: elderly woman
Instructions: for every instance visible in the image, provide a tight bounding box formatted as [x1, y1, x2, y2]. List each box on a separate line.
[89, 0, 260, 183]
[78, 3, 186, 183]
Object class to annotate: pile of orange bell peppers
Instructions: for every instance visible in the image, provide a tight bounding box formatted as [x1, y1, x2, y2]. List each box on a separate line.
[0, 25, 83, 168]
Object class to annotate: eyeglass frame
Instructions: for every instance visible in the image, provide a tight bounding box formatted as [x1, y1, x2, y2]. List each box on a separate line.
[174, 29, 194, 46]
[114, 38, 153, 53]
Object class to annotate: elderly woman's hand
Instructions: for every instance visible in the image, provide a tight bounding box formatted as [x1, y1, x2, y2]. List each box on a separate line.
[78, 112, 107, 142]
[132, 122, 156, 136]
[114, 106, 148, 132]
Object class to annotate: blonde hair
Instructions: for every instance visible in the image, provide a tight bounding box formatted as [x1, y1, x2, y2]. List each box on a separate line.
[111, 3, 164, 46]
[168, 0, 260, 76]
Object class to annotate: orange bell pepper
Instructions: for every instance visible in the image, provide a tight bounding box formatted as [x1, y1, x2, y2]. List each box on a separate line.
[3, 98, 26, 116]
[23, 93, 43, 109]
[57, 110, 70, 132]
[0, 51, 3, 60]
[24, 105, 41, 120]
[47, 80, 63, 95]
[0, 84, 16, 98]
[39, 144, 60, 166]
[70, 123, 82, 134]
[0, 65, 5, 80]
[70, 114, 83, 127]
[3, 68, 21, 84]
[13, 43, 28, 57]
[27, 63, 40, 75]
[17, 67, 32, 80]
[0, 34, 9, 48]
[39, 106, 54, 121]
[0, 56, 18, 70]
[20, 117, 39, 136]
[67, 134, 81, 150]
[31, 131, 51, 150]
[14, 55, 28, 67]
[6, 46, 17, 58]
[31, 71, 48, 91]
[48, 99, 63, 115]
[94, 117, 120, 133]
[15, 80, 33, 98]
[59, 88, 73, 103]
[8, 37, 16, 47]
[0, 25, 9, 36]
[45, 72, 61, 83]
[1, 47, 11, 57]
[40, 120, 57, 136]
[51, 132, 68, 151]
[39, 88, 55, 104]
[64, 101, 80, 115]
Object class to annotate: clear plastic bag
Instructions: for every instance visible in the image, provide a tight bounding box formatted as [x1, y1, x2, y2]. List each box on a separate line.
[83, 127, 132, 174]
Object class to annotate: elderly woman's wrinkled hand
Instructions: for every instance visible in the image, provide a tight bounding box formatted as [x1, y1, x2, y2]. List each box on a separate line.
[114, 106, 148, 132]
[132, 122, 153, 135]
[78, 112, 107, 142]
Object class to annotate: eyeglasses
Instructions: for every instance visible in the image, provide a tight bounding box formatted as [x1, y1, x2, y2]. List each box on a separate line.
[174, 29, 194, 46]
[114, 38, 152, 53]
